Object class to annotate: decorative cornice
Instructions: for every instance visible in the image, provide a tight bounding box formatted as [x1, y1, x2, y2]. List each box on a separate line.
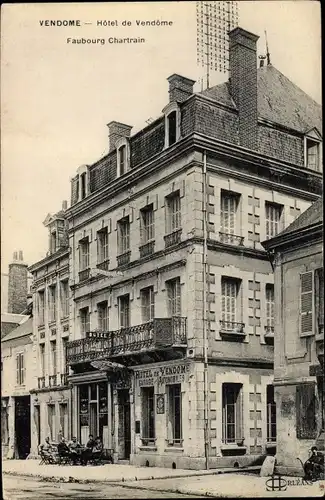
[28, 248, 69, 273]
[262, 222, 323, 252]
[193, 355, 273, 369]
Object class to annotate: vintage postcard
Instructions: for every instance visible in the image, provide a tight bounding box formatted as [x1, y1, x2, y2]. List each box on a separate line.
[1, 1, 323, 499]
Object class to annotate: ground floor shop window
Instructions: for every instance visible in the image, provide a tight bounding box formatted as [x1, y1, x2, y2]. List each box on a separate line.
[59, 403, 69, 440]
[47, 404, 56, 441]
[167, 384, 182, 446]
[141, 387, 155, 445]
[222, 383, 243, 444]
[266, 385, 276, 442]
[79, 382, 109, 447]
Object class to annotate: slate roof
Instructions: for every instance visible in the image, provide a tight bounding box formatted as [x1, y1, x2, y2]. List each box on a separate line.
[1, 313, 29, 325]
[200, 64, 322, 135]
[279, 197, 323, 236]
[1, 316, 33, 342]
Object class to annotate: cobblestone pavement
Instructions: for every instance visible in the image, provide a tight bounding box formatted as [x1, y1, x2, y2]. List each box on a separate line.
[2, 475, 206, 499]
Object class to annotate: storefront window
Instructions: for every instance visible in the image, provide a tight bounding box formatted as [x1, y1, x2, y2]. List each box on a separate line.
[78, 382, 109, 447]
[141, 387, 155, 445]
[167, 384, 182, 446]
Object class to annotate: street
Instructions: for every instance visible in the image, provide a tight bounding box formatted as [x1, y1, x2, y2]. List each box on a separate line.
[2, 474, 206, 499]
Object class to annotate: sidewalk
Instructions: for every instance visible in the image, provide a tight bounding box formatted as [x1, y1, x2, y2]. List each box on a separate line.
[2, 458, 240, 483]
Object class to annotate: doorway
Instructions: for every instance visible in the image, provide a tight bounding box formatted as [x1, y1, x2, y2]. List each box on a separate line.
[118, 389, 131, 459]
[15, 396, 31, 459]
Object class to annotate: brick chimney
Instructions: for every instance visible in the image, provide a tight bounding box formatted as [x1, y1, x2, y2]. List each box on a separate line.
[168, 74, 196, 103]
[229, 27, 259, 150]
[107, 121, 132, 153]
[8, 250, 28, 314]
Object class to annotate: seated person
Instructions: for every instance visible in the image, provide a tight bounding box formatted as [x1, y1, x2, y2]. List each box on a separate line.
[39, 436, 55, 462]
[67, 436, 82, 464]
[91, 436, 103, 460]
[57, 436, 71, 460]
[80, 434, 95, 466]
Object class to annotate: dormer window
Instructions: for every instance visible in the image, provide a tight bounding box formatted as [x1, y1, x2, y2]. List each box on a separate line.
[116, 138, 130, 177]
[304, 129, 322, 172]
[50, 231, 57, 254]
[80, 172, 87, 199]
[76, 165, 89, 201]
[163, 102, 181, 148]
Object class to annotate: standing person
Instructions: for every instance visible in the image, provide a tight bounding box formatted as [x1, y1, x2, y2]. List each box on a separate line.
[80, 434, 95, 466]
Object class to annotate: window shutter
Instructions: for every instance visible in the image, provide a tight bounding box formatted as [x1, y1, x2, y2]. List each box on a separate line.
[296, 383, 317, 439]
[16, 355, 20, 384]
[300, 271, 314, 336]
[21, 354, 25, 384]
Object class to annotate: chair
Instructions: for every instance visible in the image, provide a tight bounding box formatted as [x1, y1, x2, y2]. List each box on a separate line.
[39, 446, 56, 465]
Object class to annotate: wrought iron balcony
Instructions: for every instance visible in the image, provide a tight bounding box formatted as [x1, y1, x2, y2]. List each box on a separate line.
[49, 374, 58, 387]
[79, 268, 90, 282]
[38, 376, 45, 389]
[60, 373, 69, 386]
[97, 259, 110, 271]
[117, 251, 131, 266]
[219, 232, 244, 246]
[164, 229, 182, 248]
[139, 241, 155, 258]
[219, 320, 245, 338]
[66, 317, 187, 365]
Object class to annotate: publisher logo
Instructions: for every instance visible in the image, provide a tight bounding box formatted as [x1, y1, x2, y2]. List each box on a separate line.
[265, 475, 287, 492]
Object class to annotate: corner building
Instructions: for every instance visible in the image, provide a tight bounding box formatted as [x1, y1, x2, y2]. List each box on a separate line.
[65, 28, 322, 469]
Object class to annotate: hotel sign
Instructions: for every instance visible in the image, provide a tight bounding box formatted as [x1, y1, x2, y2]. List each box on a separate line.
[135, 363, 190, 387]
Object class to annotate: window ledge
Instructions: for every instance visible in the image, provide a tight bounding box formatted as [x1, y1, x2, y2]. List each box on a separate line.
[266, 441, 277, 448]
[220, 444, 246, 450]
[164, 447, 184, 453]
[139, 446, 157, 452]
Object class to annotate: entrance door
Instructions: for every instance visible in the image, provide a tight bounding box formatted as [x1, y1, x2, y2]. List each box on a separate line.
[15, 396, 31, 459]
[118, 390, 131, 460]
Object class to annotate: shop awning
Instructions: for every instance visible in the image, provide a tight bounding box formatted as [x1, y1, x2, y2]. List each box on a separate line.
[91, 360, 127, 371]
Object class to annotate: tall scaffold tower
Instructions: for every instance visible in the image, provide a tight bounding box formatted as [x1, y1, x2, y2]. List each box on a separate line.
[196, 1, 239, 90]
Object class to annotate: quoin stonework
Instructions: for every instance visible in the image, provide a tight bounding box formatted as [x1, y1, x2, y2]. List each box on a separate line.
[5, 26, 322, 471]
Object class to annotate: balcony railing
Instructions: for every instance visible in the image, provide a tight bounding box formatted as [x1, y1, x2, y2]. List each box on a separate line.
[164, 229, 182, 248]
[38, 377, 45, 389]
[79, 268, 90, 282]
[139, 241, 155, 258]
[60, 373, 69, 386]
[49, 374, 58, 387]
[97, 259, 110, 271]
[220, 320, 245, 334]
[219, 232, 244, 246]
[66, 317, 187, 365]
[265, 325, 275, 336]
[117, 251, 131, 266]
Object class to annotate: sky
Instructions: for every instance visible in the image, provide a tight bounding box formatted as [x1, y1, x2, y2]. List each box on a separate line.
[1, 1, 322, 274]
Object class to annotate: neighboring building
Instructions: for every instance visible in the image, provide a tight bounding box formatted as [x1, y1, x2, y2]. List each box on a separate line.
[1, 314, 34, 459]
[55, 27, 320, 469]
[28, 201, 71, 457]
[1, 312, 29, 340]
[262, 198, 324, 475]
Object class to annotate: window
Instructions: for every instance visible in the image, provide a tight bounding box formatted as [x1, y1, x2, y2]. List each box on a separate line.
[266, 385, 276, 442]
[296, 383, 317, 439]
[221, 278, 240, 325]
[300, 271, 314, 336]
[80, 307, 90, 336]
[315, 268, 324, 333]
[119, 295, 130, 328]
[60, 281, 69, 318]
[118, 145, 126, 176]
[140, 287, 155, 322]
[16, 353, 25, 385]
[265, 202, 283, 239]
[80, 172, 87, 200]
[79, 238, 90, 271]
[166, 191, 181, 234]
[48, 286, 56, 323]
[78, 382, 109, 448]
[306, 139, 320, 171]
[167, 111, 177, 146]
[220, 191, 239, 235]
[166, 278, 181, 317]
[266, 284, 274, 330]
[38, 291, 45, 326]
[51, 341, 57, 375]
[48, 404, 56, 441]
[140, 205, 155, 244]
[117, 217, 130, 255]
[40, 344, 45, 377]
[97, 301, 109, 331]
[222, 383, 243, 444]
[97, 228, 109, 264]
[62, 338, 68, 375]
[167, 384, 182, 445]
[50, 231, 57, 253]
[141, 387, 155, 444]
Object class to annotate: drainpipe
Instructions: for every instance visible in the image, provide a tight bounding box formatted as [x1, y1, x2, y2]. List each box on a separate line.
[202, 151, 209, 470]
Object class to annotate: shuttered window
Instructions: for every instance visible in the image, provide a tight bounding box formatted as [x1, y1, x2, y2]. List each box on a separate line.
[265, 202, 283, 239]
[222, 383, 243, 443]
[167, 278, 181, 317]
[266, 284, 275, 328]
[220, 191, 238, 234]
[16, 353, 25, 385]
[140, 287, 155, 323]
[300, 271, 314, 336]
[166, 192, 181, 233]
[79, 238, 90, 270]
[117, 217, 130, 254]
[221, 278, 239, 323]
[296, 383, 317, 439]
